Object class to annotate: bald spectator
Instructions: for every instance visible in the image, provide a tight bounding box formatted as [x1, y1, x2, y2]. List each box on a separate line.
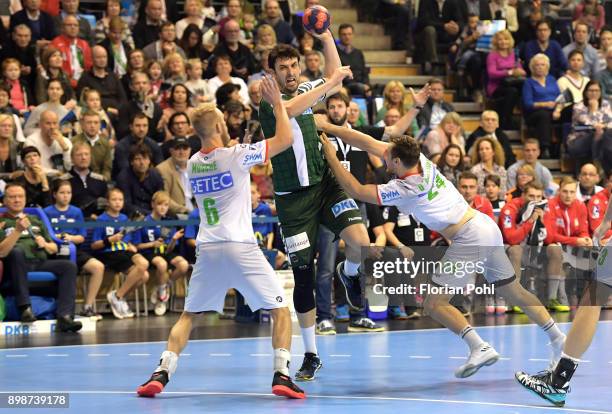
[132, 0, 164, 49]
[259, 0, 295, 46]
[143, 21, 186, 61]
[9, 0, 57, 46]
[76, 46, 128, 116]
[52, 0, 93, 45]
[248, 80, 262, 121]
[466, 110, 516, 168]
[71, 110, 113, 181]
[50, 15, 92, 87]
[0, 25, 37, 86]
[210, 19, 257, 81]
[576, 163, 603, 203]
[24, 110, 72, 174]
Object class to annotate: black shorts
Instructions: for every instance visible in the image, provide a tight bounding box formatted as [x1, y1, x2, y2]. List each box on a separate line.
[76, 250, 95, 269]
[97, 251, 136, 273]
[140, 251, 180, 268]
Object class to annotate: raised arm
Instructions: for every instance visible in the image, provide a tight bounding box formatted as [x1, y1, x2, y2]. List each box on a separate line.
[261, 76, 294, 158]
[314, 29, 342, 89]
[314, 114, 389, 158]
[319, 133, 380, 204]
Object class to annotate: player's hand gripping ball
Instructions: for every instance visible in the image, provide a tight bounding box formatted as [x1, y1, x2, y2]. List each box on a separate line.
[302, 5, 331, 35]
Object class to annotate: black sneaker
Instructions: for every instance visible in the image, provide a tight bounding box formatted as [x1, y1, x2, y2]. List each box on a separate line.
[78, 306, 102, 320]
[515, 370, 568, 407]
[348, 317, 385, 332]
[272, 371, 306, 399]
[55, 316, 83, 332]
[295, 352, 322, 381]
[336, 263, 363, 311]
[20, 306, 37, 323]
[137, 370, 169, 397]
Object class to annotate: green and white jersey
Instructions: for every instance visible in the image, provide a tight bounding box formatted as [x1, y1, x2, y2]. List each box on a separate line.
[259, 79, 328, 193]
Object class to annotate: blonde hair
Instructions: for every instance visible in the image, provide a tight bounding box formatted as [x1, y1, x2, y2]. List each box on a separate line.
[0, 114, 14, 140]
[192, 102, 220, 138]
[163, 52, 186, 78]
[152, 190, 171, 205]
[491, 30, 515, 51]
[256, 24, 277, 46]
[382, 81, 410, 115]
[470, 136, 506, 167]
[559, 175, 577, 189]
[439, 111, 463, 131]
[186, 58, 203, 71]
[517, 163, 536, 179]
[529, 53, 550, 74]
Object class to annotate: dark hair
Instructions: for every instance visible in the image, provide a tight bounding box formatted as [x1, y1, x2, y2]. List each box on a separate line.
[169, 111, 190, 133]
[536, 20, 552, 30]
[168, 83, 193, 107]
[524, 180, 544, 192]
[467, 12, 478, 19]
[484, 174, 501, 187]
[338, 23, 354, 33]
[601, 25, 612, 36]
[268, 44, 301, 70]
[583, 79, 603, 107]
[428, 77, 444, 87]
[20, 145, 40, 159]
[458, 171, 479, 183]
[216, 83, 241, 108]
[160, 21, 175, 32]
[47, 78, 64, 92]
[81, 109, 100, 119]
[52, 179, 72, 194]
[567, 49, 584, 61]
[130, 112, 149, 125]
[127, 49, 145, 72]
[4, 182, 26, 195]
[222, 99, 244, 116]
[129, 143, 152, 162]
[178, 24, 205, 58]
[437, 143, 465, 171]
[389, 135, 420, 168]
[574, 21, 590, 33]
[214, 54, 232, 69]
[326, 92, 350, 109]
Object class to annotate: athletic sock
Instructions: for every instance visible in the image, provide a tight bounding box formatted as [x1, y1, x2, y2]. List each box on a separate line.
[459, 325, 485, 352]
[552, 352, 579, 388]
[557, 279, 569, 305]
[548, 277, 561, 301]
[155, 350, 178, 378]
[343, 260, 360, 277]
[274, 348, 291, 376]
[300, 325, 317, 355]
[541, 318, 565, 343]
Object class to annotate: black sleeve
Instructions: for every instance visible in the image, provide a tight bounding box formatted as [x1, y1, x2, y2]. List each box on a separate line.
[366, 203, 386, 229]
[387, 206, 399, 223]
[355, 125, 385, 140]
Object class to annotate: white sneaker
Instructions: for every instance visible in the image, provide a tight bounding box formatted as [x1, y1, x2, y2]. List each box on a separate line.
[454, 342, 500, 378]
[548, 334, 566, 371]
[154, 301, 168, 316]
[106, 290, 124, 320]
[315, 319, 336, 335]
[121, 299, 134, 318]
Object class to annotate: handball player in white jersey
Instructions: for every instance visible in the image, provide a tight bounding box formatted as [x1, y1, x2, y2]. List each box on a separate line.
[316, 121, 566, 379]
[137, 77, 305, 399]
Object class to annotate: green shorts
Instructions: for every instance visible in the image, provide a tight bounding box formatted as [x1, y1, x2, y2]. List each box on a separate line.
[274, 169, 364, 268]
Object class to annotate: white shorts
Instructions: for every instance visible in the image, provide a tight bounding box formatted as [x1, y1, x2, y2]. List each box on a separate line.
[185, 242, 286, 313]
[596, 240, 612, 288]
[432, 211, 516, 288]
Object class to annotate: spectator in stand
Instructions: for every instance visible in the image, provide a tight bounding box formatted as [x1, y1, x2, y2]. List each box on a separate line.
[94, 0, 135, 48]
[0, 183, 81, 331]
[416, 78, 455, 131]
[24, 110, 72, 174]
[522, 53, 563, 158]
[43, 180, 104, 318]
[595, 47, 612, 99]
[253, 24, 277, 66]
[562, 22, 599, 78]
[596, 27, 612, 74]
[98, 17, 132, 79]
[76, 46, 127, 118]
[298, 31, 319, 55]
[375, 81, 413, 132]
[9, 0, 57, 45]
[0, 24, 37, 88]
[421, 111, 465, 157]
[52, 0, 93, 45]
[337, 23, 369, 96]
[50, 15, 92, 88]
[222, 100, 245, 142]
[120, 49, 146, 95]
[302, 50, 323, 81]
[383, 108, 401, 127]
[161, 112, 200, 158]
[259, 0, 295, 46]
[91, 187, 149, 319]
[113, 113, 163, 178]
[449, 13, 484, 102]
[216, 0, 242, 42]
[2, 58, 33, 115]
[179, 24, 211, 62]
[573, 0, 605, 34]
[437, 143, 466, 186]
[566, 80, 612, 168]
[117, 72, 164, 143]
[469, 136, 508, 195]
[378, 0, 411, 50]
[71, 110, 112, 181]
[211, 19, 258, 82]
[185, 59, 212, 104]
[24, 80, 72, 137]
[143, 22, 186, 62]
[155, 137, 194, 215]
[13, 146, 52, 207]
[35, 46, 75, 106]
[506, 163, 537, 200]
[484, 174, 505, 219]
[507, 138, 554, 193]
[543, 176, 592, 312]
[76, 88, 116, 143]
[176, 0, 206, 40]
[417, 0, 464, 73]
[0, 114, 20, 175]
[162, 53, 188, 88]
[576, 163, 602, 203]
[458, 171, 495, 219]
[132, 0, 165, 50]
[347, 100, 366, 128]
[207, 55, 249, 104]
[215, 83, 241, 109]
[556, 50, 589, 123]
[587, 170, 612, 242]
[159, 83, 194, 139]
[466, 110, 516, 167]
[486, 30, 526, 130]
[63, 141, 108, 218]
[522, 20, 567, 78]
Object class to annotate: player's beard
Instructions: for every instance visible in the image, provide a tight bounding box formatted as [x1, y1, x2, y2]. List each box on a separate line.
[330, 114, 347, 126]
[282, 75, 299, 95]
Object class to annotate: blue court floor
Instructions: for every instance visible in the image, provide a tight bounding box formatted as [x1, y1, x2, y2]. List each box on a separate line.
[1, 322, 611, 414]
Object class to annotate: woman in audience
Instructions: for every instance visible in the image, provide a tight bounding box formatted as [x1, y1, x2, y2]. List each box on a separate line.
[121, 49, 146, 95]
[522, 53, 562, 158]
[178, 24, 211, 61]
[24, 79, 70, 136]
[422, 112, 465, 157]
[596, 27, 612, 73]
[254, 24, 277, 65]
[207, 55, 249, 104]
[566, 80, 612, 165]
[469, 136, 508, 195]
[35, 46, 76, 107]
[159, 83, 195, 139]
[100, 16, 133, 78]
[176, 0, 206, 39]
[556, 50, 589, 121]
[0, 114, 21, 175]
[486, 30, 526, 129]
[506, 163, 536, 200]
[146, 60, 164, 102]
[162, 52, 188, 85]
[376, 81, 409, 124]
[436, 143, 466, 187]
[94, 0, 135, 48]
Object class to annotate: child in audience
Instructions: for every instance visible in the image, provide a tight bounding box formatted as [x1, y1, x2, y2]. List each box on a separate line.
[485, 174, 506, 222]
[2, 58, 32, 114]
[78, 88, 116, 142]
[147, 60, 164, 102]
[185, 59, 213, 104]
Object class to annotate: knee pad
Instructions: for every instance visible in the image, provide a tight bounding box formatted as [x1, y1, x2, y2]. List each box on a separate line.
[292, 265, 315, 313]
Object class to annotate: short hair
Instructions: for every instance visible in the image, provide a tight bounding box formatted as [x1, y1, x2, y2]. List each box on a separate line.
[326, 92, 350, 109]
[107, 187, 124, 199]
[459, 171, 479, 183]
[185, 58, 202, 71]
[80, 109, 101, 120]
[4, 182, 26, 195]
[13, 24, 31, 34]
[130, 112, 149, 125]
[129, 143, 152, 162]
[109, 16, 125, 32]
[559, 176, 578, 188]
[152, 190, 170, 205]
[71, 140, 91, 156]
[338, 23, 354, 33]
[1, 58, 20, 74]
[20, 145, 40, 159]
[574, 21, 590, 33]
[524, 180, 544, 192]
[529, 53, 550, 74]
[169, 111, 191, 129]
[268, 44, 301, 70]
[52, 179, 72, 194]
[160, 21, 175, 32]
[223, 99, 244, 116]
[567, 49, 584, 61]
[481, 110, 499, 121]
[192, 102, 220, 138]
[216, 83, 241, 108]
[428, 78, 444, 87]
[524, 138, 540, 148]
[485, 174, 501, 187]
[389, 135, 420, 169]
[536, 20, 552, 31]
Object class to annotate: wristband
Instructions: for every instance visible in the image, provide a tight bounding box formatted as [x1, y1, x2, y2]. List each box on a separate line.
[103, 237, 112, 248]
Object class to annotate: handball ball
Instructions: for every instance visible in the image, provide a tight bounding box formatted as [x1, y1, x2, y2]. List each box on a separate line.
[302, 5, 331, 35]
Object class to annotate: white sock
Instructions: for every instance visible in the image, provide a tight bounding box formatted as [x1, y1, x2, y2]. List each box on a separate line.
[343, 260, 360, 277]
[542, 318, 565, 343]
[300, 325, 317, 355]
[459, 325, 485, 352]
[274, 348, 291, 375]
[560, 351, 580, 363]
[548, 277, 561, 300]
[155, 350, 178, 378]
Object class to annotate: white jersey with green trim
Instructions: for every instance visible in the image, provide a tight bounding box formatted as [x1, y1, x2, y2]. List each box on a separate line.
[188, 141, 269, 244]
[376, 153, 469, 232]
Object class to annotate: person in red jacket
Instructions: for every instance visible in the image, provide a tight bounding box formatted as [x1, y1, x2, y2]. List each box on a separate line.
[50, 15, 92, 88]
[543, 176, 592, 312]
[587, 171, 612, 244]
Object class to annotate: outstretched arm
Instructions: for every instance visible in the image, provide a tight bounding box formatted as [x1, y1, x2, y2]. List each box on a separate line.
[313, 29, 342, 93]
[315, 114, 389, 158]
[320, 134, 380, 204]
[261, 76, 294, 158]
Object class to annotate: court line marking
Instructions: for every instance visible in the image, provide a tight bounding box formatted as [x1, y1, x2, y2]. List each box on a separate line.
[209, 353, 231, 357]
[529, 358, 549, 362]
[4, 320, 605, 352]
[409, 355, 432, 359]
[329, 354, 351, 357]
[1, 390, 609, 414]
[370, 355, 391, 358]
[128, 353, 151, 357]
[46, 354, 68, 357]
[88, 354, 109, 357]
[5, 354, 28, 358]
[249, 353, 271, 357]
